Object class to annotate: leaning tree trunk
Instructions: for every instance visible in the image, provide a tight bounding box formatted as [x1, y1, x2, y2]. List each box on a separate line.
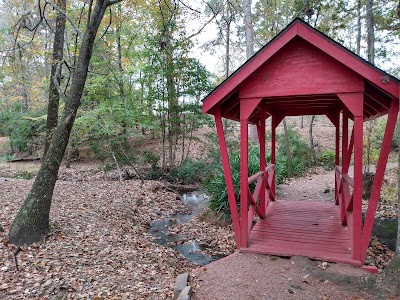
[43, 0, 67, 158]
[9, 0, 113, 246]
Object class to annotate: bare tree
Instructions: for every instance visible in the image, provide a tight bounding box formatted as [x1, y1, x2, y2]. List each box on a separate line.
[9, 0, 123, 246]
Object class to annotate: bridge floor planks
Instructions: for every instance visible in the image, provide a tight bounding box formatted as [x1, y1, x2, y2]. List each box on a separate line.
[241, 200, 362, 266]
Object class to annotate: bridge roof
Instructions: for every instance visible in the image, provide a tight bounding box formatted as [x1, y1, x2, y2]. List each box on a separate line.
[202, 18, 399, 124]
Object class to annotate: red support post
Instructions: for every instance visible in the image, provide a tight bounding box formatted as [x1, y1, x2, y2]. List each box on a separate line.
[239, 98, 262, 248]
[361, 98, 399, 262]
[214, 109, 241, 247]
[341, 110, 349, 224]
[352, 115, 363, 261]
[258, 112, 267, 215]
[271, 116, 277, 197]
[335, 114, 340, 204]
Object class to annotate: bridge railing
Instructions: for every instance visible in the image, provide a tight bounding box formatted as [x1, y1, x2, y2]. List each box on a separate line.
[246, 164, 276, 235]
[335, 165, 355, 247]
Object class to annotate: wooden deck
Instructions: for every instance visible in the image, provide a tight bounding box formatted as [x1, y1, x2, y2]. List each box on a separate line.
[241, 200, 362, 266]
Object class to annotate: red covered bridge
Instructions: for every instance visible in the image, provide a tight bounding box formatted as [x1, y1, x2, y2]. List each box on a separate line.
[202, 18, 400, 270]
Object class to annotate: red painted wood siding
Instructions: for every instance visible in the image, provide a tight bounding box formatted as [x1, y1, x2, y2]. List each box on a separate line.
[239, 38, 364, 99]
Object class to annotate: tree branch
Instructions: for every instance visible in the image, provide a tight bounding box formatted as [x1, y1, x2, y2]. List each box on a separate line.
[107, 0, 124, 6]
[44, 0, 81, 36]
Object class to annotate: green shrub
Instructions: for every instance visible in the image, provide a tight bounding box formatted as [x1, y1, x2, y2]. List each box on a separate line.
[169, 159, 209, 184]
[272, 127, 312, 183]
[142, 150, 160, 170]
[0, 153, 15, 162]
[13, 171, 34, 180]
[318, 149, 335, 170]
[203, 145, 260, 220]
[0, 107, 46, 153]
[204, 126, 312, 219]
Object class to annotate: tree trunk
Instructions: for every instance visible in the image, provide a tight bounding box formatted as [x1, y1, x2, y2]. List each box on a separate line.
[283, 118, 293, 178]
[300, 116, 304, 128]
[309, 115, 317, 166]
[366, 0, 375, 64]
[44, 0, 67, 158]
[243, 0, 254, 59]
[225, 21, 230, 78]
[9, 0, 113, 246]
[356, 0, 362, 55]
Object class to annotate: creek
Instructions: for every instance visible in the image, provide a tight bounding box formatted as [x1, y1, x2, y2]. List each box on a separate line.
[149, 192, 223, 266]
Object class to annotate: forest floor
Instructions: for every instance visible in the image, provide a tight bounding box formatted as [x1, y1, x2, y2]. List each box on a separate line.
[0, 160, 397, 299]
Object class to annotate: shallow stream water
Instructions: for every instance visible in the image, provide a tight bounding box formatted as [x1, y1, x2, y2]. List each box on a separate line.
[148, 192, 222, 266]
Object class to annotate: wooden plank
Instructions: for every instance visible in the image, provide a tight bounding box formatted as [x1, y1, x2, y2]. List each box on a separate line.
[248, 239, 351, 254]
[241, 245, 361, 266]
[251, 229, 350, 242]
[241, 199, 361, 265]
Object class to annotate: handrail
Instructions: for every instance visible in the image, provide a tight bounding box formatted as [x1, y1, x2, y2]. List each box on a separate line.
[335, 165, 354, 188]
[248, 171, 264, 184]
[248, 164, 275, 184]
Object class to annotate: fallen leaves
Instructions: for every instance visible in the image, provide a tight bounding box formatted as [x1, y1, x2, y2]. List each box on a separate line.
[0, 164, 197, 299]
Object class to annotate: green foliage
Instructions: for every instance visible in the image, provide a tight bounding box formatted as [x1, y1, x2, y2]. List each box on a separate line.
[169, 159, 209, 184]
[318, 149, 335, 170]
[0, 105, 46, 153]
[0, 153, 15, 162]
[13, 171, 34, 180]
[204, 145, 261, 220]
[273, 127, 311, 183]
[204, 126, 313, 220]
[142, 150, 160, 170]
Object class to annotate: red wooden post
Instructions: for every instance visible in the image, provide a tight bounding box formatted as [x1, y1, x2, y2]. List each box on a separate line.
[258, 112, 267, 215]
[341, 110, 348, 224]
[239, 98, 262, 248]
[335, 118, 340, 204]
[240, 118, 249, 248]
[352, 115, 363, 261]
[214, 109, 241, 247]
[271, 116, 277, 197]
[361, 98, 399, 262]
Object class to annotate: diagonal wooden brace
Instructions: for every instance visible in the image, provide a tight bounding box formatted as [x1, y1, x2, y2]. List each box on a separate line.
[361, 98, 399, 261]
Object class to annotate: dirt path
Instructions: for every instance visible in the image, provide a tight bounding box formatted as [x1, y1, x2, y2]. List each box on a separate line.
[192, 253, 378, 300]
[278, 163, 398, 202]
